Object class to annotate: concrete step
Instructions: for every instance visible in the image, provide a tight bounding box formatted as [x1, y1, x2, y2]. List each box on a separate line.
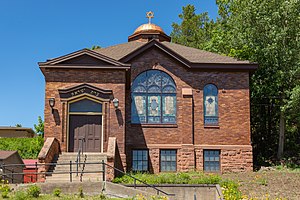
[45, 152, 108, 183]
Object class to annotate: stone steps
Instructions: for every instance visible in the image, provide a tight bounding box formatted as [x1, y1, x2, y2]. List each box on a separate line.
[45, 152, 107, 183]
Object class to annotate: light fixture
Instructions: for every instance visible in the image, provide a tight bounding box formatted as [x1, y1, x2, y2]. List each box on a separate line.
[49, 98, 55, 113]
[112, 98, 119, 109]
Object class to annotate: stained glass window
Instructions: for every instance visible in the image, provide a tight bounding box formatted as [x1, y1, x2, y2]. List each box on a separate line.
[131, 70, 176, 124]
[204, 150, 220, 172]
[203, 84, 218, 125]
[132, 150, 148, 172]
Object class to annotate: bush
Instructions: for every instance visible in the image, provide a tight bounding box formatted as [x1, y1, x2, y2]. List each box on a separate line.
[14, 191, 27, 200]
[220, 180, 242, 200]
[78, 186, 84, 198]
[53, 188, 61, 197]
[113, 171, 222, 185]
[27, 184, 41, 198]
[0, 136, 43, 159]
[0, 179, 11, 198]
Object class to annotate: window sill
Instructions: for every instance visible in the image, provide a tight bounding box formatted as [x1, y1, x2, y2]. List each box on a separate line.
[204, 125, 220, 129]
[131, 124, 178, 128]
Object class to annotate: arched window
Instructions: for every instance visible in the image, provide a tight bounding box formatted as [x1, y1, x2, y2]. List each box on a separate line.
[204, 84, 218, 125]
[131, 70, 176, 124]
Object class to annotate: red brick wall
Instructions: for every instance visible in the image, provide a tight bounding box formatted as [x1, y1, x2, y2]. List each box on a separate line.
[125, 47, 252, 172]
[43, 68, 126, 155]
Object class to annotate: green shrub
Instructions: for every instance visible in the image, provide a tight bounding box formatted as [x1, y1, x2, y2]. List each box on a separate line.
[27, 184, 41, 198]
[14, 191, 27, 200]
[0, 179, 11, 198]
[78, 186, 84, 198]
[113, 171, 222, 185]
[220, 180, 242, 200]
[53, 188, 61, 197]
[0, 136, 44, 159]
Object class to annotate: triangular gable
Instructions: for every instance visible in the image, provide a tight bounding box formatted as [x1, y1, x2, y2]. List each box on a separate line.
[39, 48, 130, 68]
[58, 83, 113, 100]
[120, 39, 191, 68]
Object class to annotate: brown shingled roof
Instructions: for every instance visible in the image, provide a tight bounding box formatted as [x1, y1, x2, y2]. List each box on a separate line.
[94, 41, 144, 61]
[94, 40, 253, 65]
[0, 151, 18, 160]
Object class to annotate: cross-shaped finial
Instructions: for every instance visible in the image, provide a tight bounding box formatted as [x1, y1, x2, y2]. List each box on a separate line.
[146, 11, 154, 24]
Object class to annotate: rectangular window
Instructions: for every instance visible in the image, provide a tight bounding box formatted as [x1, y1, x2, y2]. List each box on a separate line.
[132, 95, 147, 123]
[160, 150, 177, 172]
[162, 95, 176, 123]
[204, 150, 220, 172]
[132, 150, 148, 172]
[148, 95, 161, 123]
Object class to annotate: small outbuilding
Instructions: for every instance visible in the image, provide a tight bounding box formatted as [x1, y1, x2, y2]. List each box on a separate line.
[23, 159, 38, 183]
[0, 151, 24, 183]
[0, 126, 35, 138]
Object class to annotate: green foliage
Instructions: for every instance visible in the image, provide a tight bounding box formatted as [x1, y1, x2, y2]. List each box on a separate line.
[15, 124, 22, 127]
[0, 136, 43, 159]
[220, 180, 242, 200]
[171, 1, 300, 165]
[171, 5, 215, 50]
[0, 179, 11, 198]
[14, 191, 27, 200]
[34, 116, 44, 136]
[78, 186, 84, 198]
[52, 188, 61, 197]
[113, 171, 221, 185]
[26, 184, 41, 198]
[90, 45, 101, 50]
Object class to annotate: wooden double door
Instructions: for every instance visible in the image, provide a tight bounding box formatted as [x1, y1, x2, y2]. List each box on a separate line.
[68, 115, 102, 152]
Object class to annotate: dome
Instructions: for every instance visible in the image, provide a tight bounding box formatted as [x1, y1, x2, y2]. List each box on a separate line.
[128, 11, 171, 42]
[133, 23, 165, 35]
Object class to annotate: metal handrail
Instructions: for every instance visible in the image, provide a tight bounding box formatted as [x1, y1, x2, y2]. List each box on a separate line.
[0, 161, 175, 197]
[75, 137, 85, 176]
[103, 162, 175, 197]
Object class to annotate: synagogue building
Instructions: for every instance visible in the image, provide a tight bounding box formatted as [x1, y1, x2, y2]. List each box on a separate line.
[39, 13, 257, 174]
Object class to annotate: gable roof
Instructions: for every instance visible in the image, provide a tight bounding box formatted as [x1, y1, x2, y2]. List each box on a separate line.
[39, 48, 130, 69]
[0, 151, 20, 160]
[94, 40, 257, 70]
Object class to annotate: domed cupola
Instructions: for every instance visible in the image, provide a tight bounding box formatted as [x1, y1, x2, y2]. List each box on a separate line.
[128, 11, 171, 42]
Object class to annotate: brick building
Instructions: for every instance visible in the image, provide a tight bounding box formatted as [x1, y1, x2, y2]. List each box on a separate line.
[39, 15, 257, 173]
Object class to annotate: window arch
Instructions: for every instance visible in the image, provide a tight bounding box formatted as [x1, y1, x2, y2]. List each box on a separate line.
[131, 70, 176, 124]
[204, 84, 218, 125]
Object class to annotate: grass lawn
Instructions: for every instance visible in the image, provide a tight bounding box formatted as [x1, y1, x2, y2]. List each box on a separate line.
[222, 167, 300, 199]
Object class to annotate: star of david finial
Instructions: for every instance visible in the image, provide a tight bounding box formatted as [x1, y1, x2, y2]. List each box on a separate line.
[146, 11, 154, 24]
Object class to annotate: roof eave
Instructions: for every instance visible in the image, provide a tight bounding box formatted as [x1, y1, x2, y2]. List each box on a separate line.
[190, 63, 258, 71]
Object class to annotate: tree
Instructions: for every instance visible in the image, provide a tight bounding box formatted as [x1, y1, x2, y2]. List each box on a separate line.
[90, 45, 101, 50]
[171, 5, 215, 49]
[15, 124, 22, 127]
[34, 116, 44, 137]
[171, 1, 300, 164]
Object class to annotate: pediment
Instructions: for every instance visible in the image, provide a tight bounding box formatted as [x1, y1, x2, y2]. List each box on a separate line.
[39, 48, 130, 69]
[58, 54, 115, 66]
[58, 83, 113, 100]
[120, 39, 191, 68]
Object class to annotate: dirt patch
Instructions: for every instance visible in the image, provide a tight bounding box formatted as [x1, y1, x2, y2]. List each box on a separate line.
[222, 170, 300, 199]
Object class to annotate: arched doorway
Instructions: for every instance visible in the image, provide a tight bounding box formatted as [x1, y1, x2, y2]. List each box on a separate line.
[68, 97, 103, 152]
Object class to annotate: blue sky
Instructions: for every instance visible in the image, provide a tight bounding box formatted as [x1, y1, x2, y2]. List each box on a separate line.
[0, 1, 218, 129]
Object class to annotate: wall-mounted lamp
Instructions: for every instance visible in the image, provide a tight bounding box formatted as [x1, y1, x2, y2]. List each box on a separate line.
[49, 98, 55, 113]
[112, 98, 119, 109]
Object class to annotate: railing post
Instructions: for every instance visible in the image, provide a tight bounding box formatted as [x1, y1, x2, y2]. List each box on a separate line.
[11, 168, 14, 184]
[70, 161, 72, 182]
[35, 162, 38, 182]
[3, 165, 5, 182]
[76, 160, 78, 176]
[134, 179, 136, 189]
[102, 160, 106, 182]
